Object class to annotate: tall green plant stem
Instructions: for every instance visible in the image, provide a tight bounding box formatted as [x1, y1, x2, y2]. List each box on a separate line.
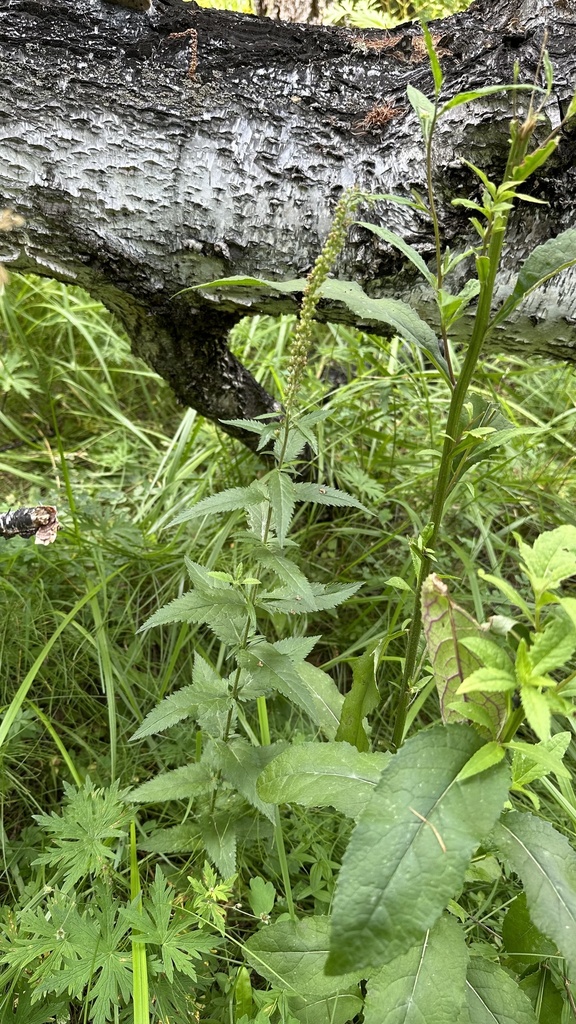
[391, 119, 534, 751]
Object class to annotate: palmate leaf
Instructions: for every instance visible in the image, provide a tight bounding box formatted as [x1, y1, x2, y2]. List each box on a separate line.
[32, 779, 131, 891]
[257, 741, 389, 818]
[363, 915, 468, 1024]
[122, 868, 215, 983]
[421, 574, 507, 736]
[492, 811, 576, 978]
[326, 725, 510, 974]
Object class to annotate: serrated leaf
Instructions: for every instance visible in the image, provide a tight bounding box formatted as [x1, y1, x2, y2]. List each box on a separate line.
[492, 230, 576, 329]
[422, 574, 507, 735]
[520, 686, 551, 742]
[363, 915, 468, 1024]
[215, 738, 283, 822]
[257, 741, 389, 817]
[245, 916, 360, 997]
[127, 762, 212, 803]
[326, 725, 510, 974]
[510, 733, 571, 788]
[493, 811, 576, 978]
[292, 482, 370, 514]
[170, 483, 269, 525]
[138, 587, 247, 644]
[335, 643, 381, 751]
[530, 614, 576, 674]
[131, 683, 198, 741]
[516, 526, 576, 598]
[465, 957, 538, 1024]
[316, 279, 448, 376]
[266, 469, 296, 547]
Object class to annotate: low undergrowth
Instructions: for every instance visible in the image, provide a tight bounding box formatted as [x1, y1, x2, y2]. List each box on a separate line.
[2, 29, 576, 1024]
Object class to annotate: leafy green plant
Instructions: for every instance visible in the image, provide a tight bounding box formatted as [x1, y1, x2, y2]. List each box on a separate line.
[125, 34, 576, 1023]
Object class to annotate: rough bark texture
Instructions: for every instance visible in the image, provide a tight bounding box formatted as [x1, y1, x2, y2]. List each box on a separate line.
[1, 0, 576, 446]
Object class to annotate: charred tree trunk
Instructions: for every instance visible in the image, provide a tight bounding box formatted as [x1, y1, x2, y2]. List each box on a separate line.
[1, 0, 575, 450]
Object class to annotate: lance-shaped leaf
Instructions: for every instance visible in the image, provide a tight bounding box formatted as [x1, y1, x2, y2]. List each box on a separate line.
[335, 643, 381, 751]
[421, 574, 507, 736]
[363, 915, 468, 1024]
[464, 957, 538, 1024]
[492, 811, 576, 978]
[257, 741, 389, 818]
[326, 725, 510, 974]
[491, 228, 576, 330]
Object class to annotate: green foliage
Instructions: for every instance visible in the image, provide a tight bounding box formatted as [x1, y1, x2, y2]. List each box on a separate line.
[2, 21, 576, 1024]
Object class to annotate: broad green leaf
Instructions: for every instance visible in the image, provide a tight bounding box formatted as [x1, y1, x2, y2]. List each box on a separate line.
[335, 643, 381, 751]
[519, 968, 565, 1024]
[245, 916, 360, 997]
[170, 483, 269, 525]
[326, 725, 510, 974]
[363, 915, 468, 1024]
[199, 809, 237, 876]
[127, 762, 211, 803]
[493, 810, 576, 976]
[266, 470, 296, 547]
[502, 892, 557, 973]
[257, 741, 389, 817]
[516, 526, 576, 598]
[520, 686, 551, 742]
[528, 614, 576, 674]
[422, 574, 507, 735]
[296, 662, 345, 740]
[492, 229, 576, 329]
[248, 876, 276, 918]
[465, 957, 538, 1024]
[317, 279, 447, 375]
[356, 222, 435, 286]
[194, 274, 447, 375]
[287, 991, 363, 1024]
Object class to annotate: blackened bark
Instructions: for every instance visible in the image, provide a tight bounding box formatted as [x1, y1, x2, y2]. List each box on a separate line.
[1, 0, 575, 449]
